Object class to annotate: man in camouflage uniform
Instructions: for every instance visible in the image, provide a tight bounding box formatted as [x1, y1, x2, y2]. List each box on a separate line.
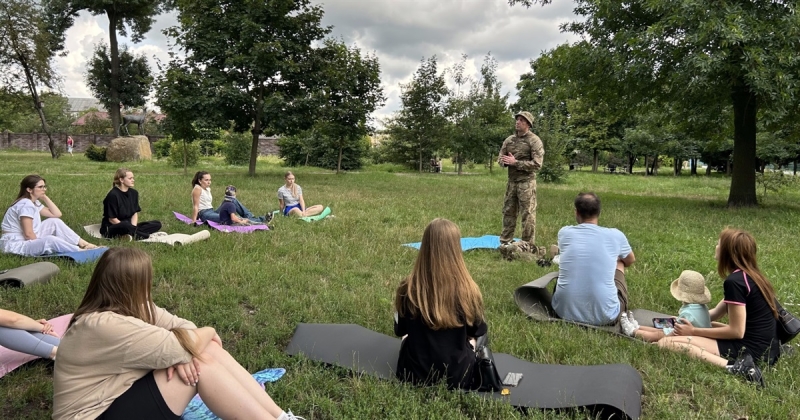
[498, 111, 544, 251]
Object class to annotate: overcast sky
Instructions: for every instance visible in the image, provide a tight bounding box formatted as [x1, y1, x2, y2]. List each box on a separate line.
[53, 0, 580, 125]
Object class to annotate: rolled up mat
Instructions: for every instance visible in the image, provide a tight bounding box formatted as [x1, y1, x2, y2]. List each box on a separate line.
[0, 314, 71, 378]
[0, 262, 60, 288]
[140, 230, 212, 245]
[286, 323, 642, 420]
[300, 206, 332, 222]
[403, 235, 519, 251]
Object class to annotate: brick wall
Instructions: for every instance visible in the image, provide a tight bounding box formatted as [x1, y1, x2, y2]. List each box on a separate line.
[0, 132, 281, 156]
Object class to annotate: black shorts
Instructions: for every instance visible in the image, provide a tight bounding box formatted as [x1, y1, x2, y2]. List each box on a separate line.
[96, 371, 180, 420]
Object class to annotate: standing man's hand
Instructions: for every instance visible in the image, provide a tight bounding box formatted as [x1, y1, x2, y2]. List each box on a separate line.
[500, 153, 517, 166]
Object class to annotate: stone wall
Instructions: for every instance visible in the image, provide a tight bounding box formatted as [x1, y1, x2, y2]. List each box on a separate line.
[0, 132, 281, 156]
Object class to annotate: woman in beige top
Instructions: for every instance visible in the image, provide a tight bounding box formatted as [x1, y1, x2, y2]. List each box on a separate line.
[53, 247, 303, 420]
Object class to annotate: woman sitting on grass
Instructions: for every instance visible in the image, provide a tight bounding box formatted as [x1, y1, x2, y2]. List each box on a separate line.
[277, 171, 324, 217]
[658, 228, 780, 386]
[620, 270, 711, 342]
[0, 175, 98, 256]
[100, 168, 162, 240]
[190, 171, 265, 224]
[53, 247, 303, 420]
[0, 308, 59, 360]
[394, 218, 487, 390]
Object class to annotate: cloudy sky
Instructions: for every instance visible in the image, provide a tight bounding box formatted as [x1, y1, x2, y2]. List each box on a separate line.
[54, 0, 580, 125]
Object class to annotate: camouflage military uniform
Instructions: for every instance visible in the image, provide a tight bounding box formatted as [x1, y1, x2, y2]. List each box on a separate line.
[499, 130, 544, 245]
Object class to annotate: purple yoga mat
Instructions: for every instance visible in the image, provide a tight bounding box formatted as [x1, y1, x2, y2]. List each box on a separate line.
[206, 220, 269, 233]
[173, 212, 204, 226]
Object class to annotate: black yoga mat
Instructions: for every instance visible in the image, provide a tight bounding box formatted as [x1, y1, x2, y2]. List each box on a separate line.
[514, 272, 671, 334]
[286, 323, 642, 420]
[0, 262, 60, 288]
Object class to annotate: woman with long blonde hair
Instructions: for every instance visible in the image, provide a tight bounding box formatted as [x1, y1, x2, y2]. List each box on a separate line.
[53, 248, 303, 420]
[394, 218, 487, 389]
[658, 228, 779, 386]
[277, 171, 324, 217]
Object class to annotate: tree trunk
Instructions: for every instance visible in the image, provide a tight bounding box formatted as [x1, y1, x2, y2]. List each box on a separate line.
[337, 144, 343, 174]
[628, 155, 635, 174]
[488, 154, 494, 174]
[419, 148, 423, 173]
[457, 152, 462, 175]
[674, 157, 680, 176]
[108, 11, 121, 137]
[690, 158, 697, 175]
[182, 140, 188, 175]
[592, 148, 598, 172]
[706, 164, 712, 176]
[248, 87, 264, 176]
[650, 155, 658, 175]
[727, 81, 758, 207]
[794, 160, 797, 176]
[15, 42, 56, 157]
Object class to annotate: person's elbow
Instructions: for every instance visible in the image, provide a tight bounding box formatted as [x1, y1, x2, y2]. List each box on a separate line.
[620, 252, 636, 267]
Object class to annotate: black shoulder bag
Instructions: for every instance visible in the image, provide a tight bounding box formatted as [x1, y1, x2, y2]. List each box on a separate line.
[776, 300, 800, 344]
[471, 335, 504, 392]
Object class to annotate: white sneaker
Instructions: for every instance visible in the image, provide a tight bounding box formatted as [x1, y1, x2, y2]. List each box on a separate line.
[282, 411, 306, 420]
[619, 313, 638, 337]
[627, 311, 640, 329]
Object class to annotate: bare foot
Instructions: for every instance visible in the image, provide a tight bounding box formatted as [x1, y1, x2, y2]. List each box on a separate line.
[80, 243, 99, 250]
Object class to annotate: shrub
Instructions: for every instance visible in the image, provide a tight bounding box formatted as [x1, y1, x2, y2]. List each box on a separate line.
[223, 132, 251, 165]
[84, 144, 107, 162]
[199, 139, 226, 157]
[278, 132, 368, 171]
[538, 162, 568, 183]
[168, 141, 200, 167]
[152, 138, 172, 158]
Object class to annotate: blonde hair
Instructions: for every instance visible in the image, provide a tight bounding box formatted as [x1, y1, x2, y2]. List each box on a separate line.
[70, 247, 202, 358]
[113, 168, 131, 188]
[395, 218, 485, 330]
[717, 228, 778, 318]
[284, 171, 299, 198]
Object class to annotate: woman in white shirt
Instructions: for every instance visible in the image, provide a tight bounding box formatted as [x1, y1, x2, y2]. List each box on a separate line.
[0, 175, 97, 256]
[277, 171, 323, 217]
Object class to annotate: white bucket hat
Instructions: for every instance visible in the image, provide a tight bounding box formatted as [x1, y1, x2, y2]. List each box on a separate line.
[670, 270, 711, 304]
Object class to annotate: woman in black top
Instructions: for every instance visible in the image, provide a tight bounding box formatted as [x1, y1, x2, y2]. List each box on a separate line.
[100, 168, 162, 240]
[659, 228, 779, 385]
[394, 218, 487, 390]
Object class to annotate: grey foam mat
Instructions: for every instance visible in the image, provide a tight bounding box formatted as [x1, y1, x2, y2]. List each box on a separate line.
[286, 323, 642, 420]
[514, 272, 671, 334]
[0, 262, 60, 288]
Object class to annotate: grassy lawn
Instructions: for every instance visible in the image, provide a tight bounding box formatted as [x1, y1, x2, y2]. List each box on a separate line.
[1, 151, 799, 419]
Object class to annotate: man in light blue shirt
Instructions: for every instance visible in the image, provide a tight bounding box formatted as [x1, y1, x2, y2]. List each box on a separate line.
[551, 192, 636, 325]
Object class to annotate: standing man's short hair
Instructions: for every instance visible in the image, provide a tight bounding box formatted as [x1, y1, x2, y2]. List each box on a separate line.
[575, 192, 601, 219]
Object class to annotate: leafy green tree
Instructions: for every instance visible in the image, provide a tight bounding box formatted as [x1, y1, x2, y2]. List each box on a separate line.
[386, 56, 449, 172]
[165, 0, 329, 176]
[52, 0, 165, 136]
[10, 92, 72, 133]
[86, 43, 153, 119]
[0, 0, 63, 157]
[510, 0, 800, 206]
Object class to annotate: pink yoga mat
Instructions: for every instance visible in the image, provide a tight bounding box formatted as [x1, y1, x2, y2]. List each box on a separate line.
[0, 314, 71, 378]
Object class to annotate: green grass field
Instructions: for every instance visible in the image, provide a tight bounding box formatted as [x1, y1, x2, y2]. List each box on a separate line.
[1, 151, 799, 419]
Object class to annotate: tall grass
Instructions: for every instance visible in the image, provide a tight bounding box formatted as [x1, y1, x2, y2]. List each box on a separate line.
[1, 152, 799, 419]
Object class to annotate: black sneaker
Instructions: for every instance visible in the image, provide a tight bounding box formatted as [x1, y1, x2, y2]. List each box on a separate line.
[264, 211, 275, 223]
[729, 354, 765, 387]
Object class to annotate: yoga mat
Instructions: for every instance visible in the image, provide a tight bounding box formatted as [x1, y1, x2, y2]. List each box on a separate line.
[514, 272, 671, 335]
[174, 212, 205, 226]
[0, 314, 71, 379]
[0, 262, 60, 288]
[84, 224, 212, 246]
[181, 368, 286, 420]
[300, 206, 332, 222]
[45, 247, 108, 264]
[403, 235, 519, 251]
[206, 220, 269, 233]
[286, 323, 642, 420]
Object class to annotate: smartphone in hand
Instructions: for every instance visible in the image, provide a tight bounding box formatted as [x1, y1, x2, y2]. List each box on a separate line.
[652, 317, 676, 329]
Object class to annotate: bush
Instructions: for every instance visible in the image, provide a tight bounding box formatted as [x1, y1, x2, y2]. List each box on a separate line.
[199, 139, 226, 157]
[152, 138, 172, 158]
[538, 162, 568, 183]
[279, 132, 368, 171]
[168, 142, 200, 167]
[223, 132, 251, 165]
[84, 144, 107, 162]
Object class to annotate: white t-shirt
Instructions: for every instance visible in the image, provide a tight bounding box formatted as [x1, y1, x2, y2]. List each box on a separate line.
[552, 223, 632, 325]
[277, 185, 302, 207]
[1, 199, 41, 236]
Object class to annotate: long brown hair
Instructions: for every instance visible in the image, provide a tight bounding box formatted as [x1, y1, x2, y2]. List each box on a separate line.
[395, 218, 484, 330]
[284, 171, 299, 198]
[717, 228, 778, 318]
[113, 168, 131, 188]
[192, 171, 209, 187]
[70, 247, 202, 357]
[12, 175, 44, 205]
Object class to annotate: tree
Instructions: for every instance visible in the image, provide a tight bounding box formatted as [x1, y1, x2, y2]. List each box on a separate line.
[9, 92, 72, 133]
[387, 56, 449, 172]
[86, 43, 153, 122]
[312, 39, 385, 173]
[166, 0, 330, 176]
[510, 0, 800, 206]
[0, 0, 62, 157]
[53, 0, 165, 136]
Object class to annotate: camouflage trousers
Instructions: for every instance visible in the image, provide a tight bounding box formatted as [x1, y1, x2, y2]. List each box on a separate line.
[500, 178, 537, 244]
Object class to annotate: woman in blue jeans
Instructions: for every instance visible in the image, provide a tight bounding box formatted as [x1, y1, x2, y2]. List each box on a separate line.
[190, 171, 265, 224]
[0, 308, 59, 360]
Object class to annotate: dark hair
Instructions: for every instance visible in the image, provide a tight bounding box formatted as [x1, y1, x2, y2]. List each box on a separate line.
[192, 171, 210, 187]
[575, 192, 601, 219]
[13, 175, 44, 205]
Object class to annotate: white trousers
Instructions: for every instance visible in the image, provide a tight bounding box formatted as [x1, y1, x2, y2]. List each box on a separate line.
[1, 218, 82, 256]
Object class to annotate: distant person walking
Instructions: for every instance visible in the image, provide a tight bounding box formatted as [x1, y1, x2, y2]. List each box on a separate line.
[66, 136, 74, 156]
[498, 111, 544, 247]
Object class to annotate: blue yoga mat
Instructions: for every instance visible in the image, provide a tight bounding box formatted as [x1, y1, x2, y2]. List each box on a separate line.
[403, 235, 517, 251]
[182, 368, 286, 420]
[46, 247, 108, 264]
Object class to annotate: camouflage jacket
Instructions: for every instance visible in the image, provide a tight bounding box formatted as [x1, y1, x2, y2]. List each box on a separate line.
[498, 131, 544, 182]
